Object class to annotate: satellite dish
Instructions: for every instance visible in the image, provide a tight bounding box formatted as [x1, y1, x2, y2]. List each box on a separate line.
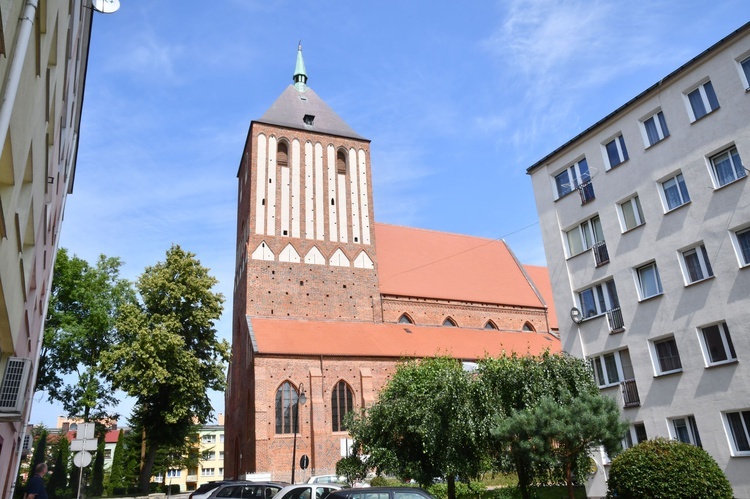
[92, 0, 120, 14]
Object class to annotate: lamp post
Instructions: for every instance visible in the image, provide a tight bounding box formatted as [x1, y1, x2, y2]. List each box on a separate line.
[291, 383, 307, 484]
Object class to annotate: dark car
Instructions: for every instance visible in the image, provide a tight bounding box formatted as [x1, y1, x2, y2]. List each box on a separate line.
[326, 487, 435, 499]
[208, 482, 288, 499]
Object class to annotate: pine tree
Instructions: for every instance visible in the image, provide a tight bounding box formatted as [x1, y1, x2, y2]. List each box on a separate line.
[47, 437, 70, 498]
[106, 429, 126, 495]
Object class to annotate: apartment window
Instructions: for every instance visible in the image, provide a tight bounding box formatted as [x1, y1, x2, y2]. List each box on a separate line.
[219, 451, 224, 460]
[709, 146, 745, 187]
[642, 110, 669, 147]
[166, 470, 181, 478]
[618, 195, 645, 232]
[331, 380, 354, 432]
[670, 416, 702, 447]
[623, 423, 648, 449]
[203, 451, 216, 461]
[734, 227, 750, 266]
[275, 381, 301, 434]
[636, 262, 663, 299]
[202, 434, 216, 444]
[201, 468, 215, 477]
[220, 434, 224, 443]
[700, 322, 737, 365]
[739, 55, 750, 89]
[604, 134, 629, 169]
[686, 81, 720, 121]
[680, 244, 713, 284]
[554, 158, 590, 199]
[661, 173, 690, 211]
[589, 349, 633, 389]
[653, 337, 682, 374]
[565, 216, 604, 257]
[104, 449, 112, 459]
[578, 279, 619, 319]
[725, 410, 750, 454]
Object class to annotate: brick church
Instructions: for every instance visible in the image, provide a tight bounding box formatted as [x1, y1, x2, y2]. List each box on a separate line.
[224, 46, 560, 481]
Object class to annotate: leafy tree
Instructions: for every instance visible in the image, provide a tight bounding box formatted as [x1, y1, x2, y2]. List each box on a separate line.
[106, 429, 126, 495]
[101, 245, 229, 492]
[477, 352, 599, 499]
[607, 438, 733, 498]
[38, 248, 135, 421]
[348, 357, 482, 499]
[47, 436, 70, 498]
[493, 394, 627, 499]
[335, 455, 368, 486]
[90, 437, 105, 496]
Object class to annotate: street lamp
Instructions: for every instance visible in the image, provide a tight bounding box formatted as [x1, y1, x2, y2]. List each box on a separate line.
[291, 383, 307, 484]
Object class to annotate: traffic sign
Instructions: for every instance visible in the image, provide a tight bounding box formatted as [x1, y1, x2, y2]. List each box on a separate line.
[73, 451, 92, 468]
[300, 454, 309, 470]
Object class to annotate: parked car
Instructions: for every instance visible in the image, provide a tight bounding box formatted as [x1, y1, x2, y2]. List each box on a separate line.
[271, 483, 343, 499]
[208, 482, 288, 499]
[190, 481, 241, 499]
[327, 487, 435, 499]
[306, 475, 346, 485]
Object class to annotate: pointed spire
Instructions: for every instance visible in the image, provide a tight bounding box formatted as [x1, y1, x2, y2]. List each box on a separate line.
[293, 42, 308, 92]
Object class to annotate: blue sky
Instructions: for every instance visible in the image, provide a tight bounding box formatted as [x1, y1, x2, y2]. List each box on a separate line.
[32, 1, 747, 427]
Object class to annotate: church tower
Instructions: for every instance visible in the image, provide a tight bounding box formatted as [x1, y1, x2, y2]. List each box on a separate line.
[234, 45, 382, 323]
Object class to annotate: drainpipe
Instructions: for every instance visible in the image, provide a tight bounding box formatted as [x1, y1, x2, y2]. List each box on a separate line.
[0, 0, 40, 152]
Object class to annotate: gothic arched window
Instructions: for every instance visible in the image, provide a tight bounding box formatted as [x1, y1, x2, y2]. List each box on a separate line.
[277, 141, 289, 167]
[275, 381, 299, 434]
[398, 313, 414, 324]
[484, 320, 498, 330]
[443, 317, 457, 327]
[336, 150, 347, 174]
[522, 322, 536, 332]
[331, 381, 354, 432]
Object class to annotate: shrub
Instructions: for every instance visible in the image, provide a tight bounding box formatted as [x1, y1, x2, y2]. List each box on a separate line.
[427, 481, 485, 499]
[607, 438, 733, 498]
[370, 477, 404, 487]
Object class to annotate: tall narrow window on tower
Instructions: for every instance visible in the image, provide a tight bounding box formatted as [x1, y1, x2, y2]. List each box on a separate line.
[277, 141, 289, 167]
[336, 150, 347, 175]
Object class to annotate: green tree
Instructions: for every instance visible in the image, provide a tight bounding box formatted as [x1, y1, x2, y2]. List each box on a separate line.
[493, 393, 627, 499]
[29, 429, 49, 474]
[37, 248, 135, 421]
[47, 436, 70, 499]
[348, 357, 482, 499]
[607, 438, 733, 498]
[90, 437, 105, 497]
[335, 455, 368, 486]
[477, 352, 599, 499]
[101, 245, 229, 493]
[106, 429, 126, 495]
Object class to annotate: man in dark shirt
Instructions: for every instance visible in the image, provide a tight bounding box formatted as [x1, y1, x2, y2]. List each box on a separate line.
[27, 462, 48, 499]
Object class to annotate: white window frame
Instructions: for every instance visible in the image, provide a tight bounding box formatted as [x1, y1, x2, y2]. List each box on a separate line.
[708, 145, 746, 188]
[735, 53, 750, 91]
[669, 415, 702, 447]
[589, 349, 630, 388]
[166, 469, 181, 478]
[684, 79, 720, 122]
[650, 335, 682, 375]
[602, 134, 629, 170]
[698, 322, 737, 366]
[564, 215, 604, 258]
[679, 243, 714, 285]
[731, 225, 750, 268]
[577, 278, 618, 320]
[640, 110, 669, 147]
[204, 451, 216, 460]
[622, 422, 648, 450]
[659, 172, 691, 212]
[202, 434, 216, 444]
[617, 195, 645, 232]
[201, 467, 216, 477]
[553, 157, 590, 199]
[723, 410, 750, 456]
[635, 261, 663, 300]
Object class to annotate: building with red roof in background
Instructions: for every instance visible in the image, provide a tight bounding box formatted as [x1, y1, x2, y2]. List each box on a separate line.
[224, 45, 559, 483]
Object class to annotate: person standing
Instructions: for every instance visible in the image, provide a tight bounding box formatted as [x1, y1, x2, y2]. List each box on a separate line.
[26, 463, 48, 499]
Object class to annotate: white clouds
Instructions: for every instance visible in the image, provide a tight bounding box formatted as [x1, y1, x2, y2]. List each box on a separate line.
[104, 30, 184, 83]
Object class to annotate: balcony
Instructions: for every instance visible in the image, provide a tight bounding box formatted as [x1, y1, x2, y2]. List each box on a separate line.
[592, 240, 609, 267]
[578, 180, 595, 205]
[621, 378, 640, 408]
[607, 307, 625, 333]
[186, 475, 198, 482]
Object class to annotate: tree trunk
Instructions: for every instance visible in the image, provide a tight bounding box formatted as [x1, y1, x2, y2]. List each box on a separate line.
[447, 476, 456, 499]
[566, 461, 574, 499]
[515, 452, 531, 499]
[139, 442, 158, 494]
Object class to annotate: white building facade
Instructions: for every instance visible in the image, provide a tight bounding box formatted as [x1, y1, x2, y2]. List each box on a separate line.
[528, 22, 750, 498]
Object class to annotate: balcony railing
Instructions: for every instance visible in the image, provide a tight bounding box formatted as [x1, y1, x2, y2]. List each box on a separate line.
[607, 307, 625, 333]
[578, 180, 595, 205]
[186, 475, 198, 482]
[621, 378, 640, 408]
[592, 240, 609, 266]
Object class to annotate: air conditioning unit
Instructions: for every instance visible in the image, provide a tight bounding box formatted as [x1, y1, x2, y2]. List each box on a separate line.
[0, 358, 31, 413]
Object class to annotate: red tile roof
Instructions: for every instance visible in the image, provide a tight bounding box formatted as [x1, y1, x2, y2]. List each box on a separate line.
[523, 265, 558, 330]
[250, 317, 560, 359]
[374, 224, 544, 308]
